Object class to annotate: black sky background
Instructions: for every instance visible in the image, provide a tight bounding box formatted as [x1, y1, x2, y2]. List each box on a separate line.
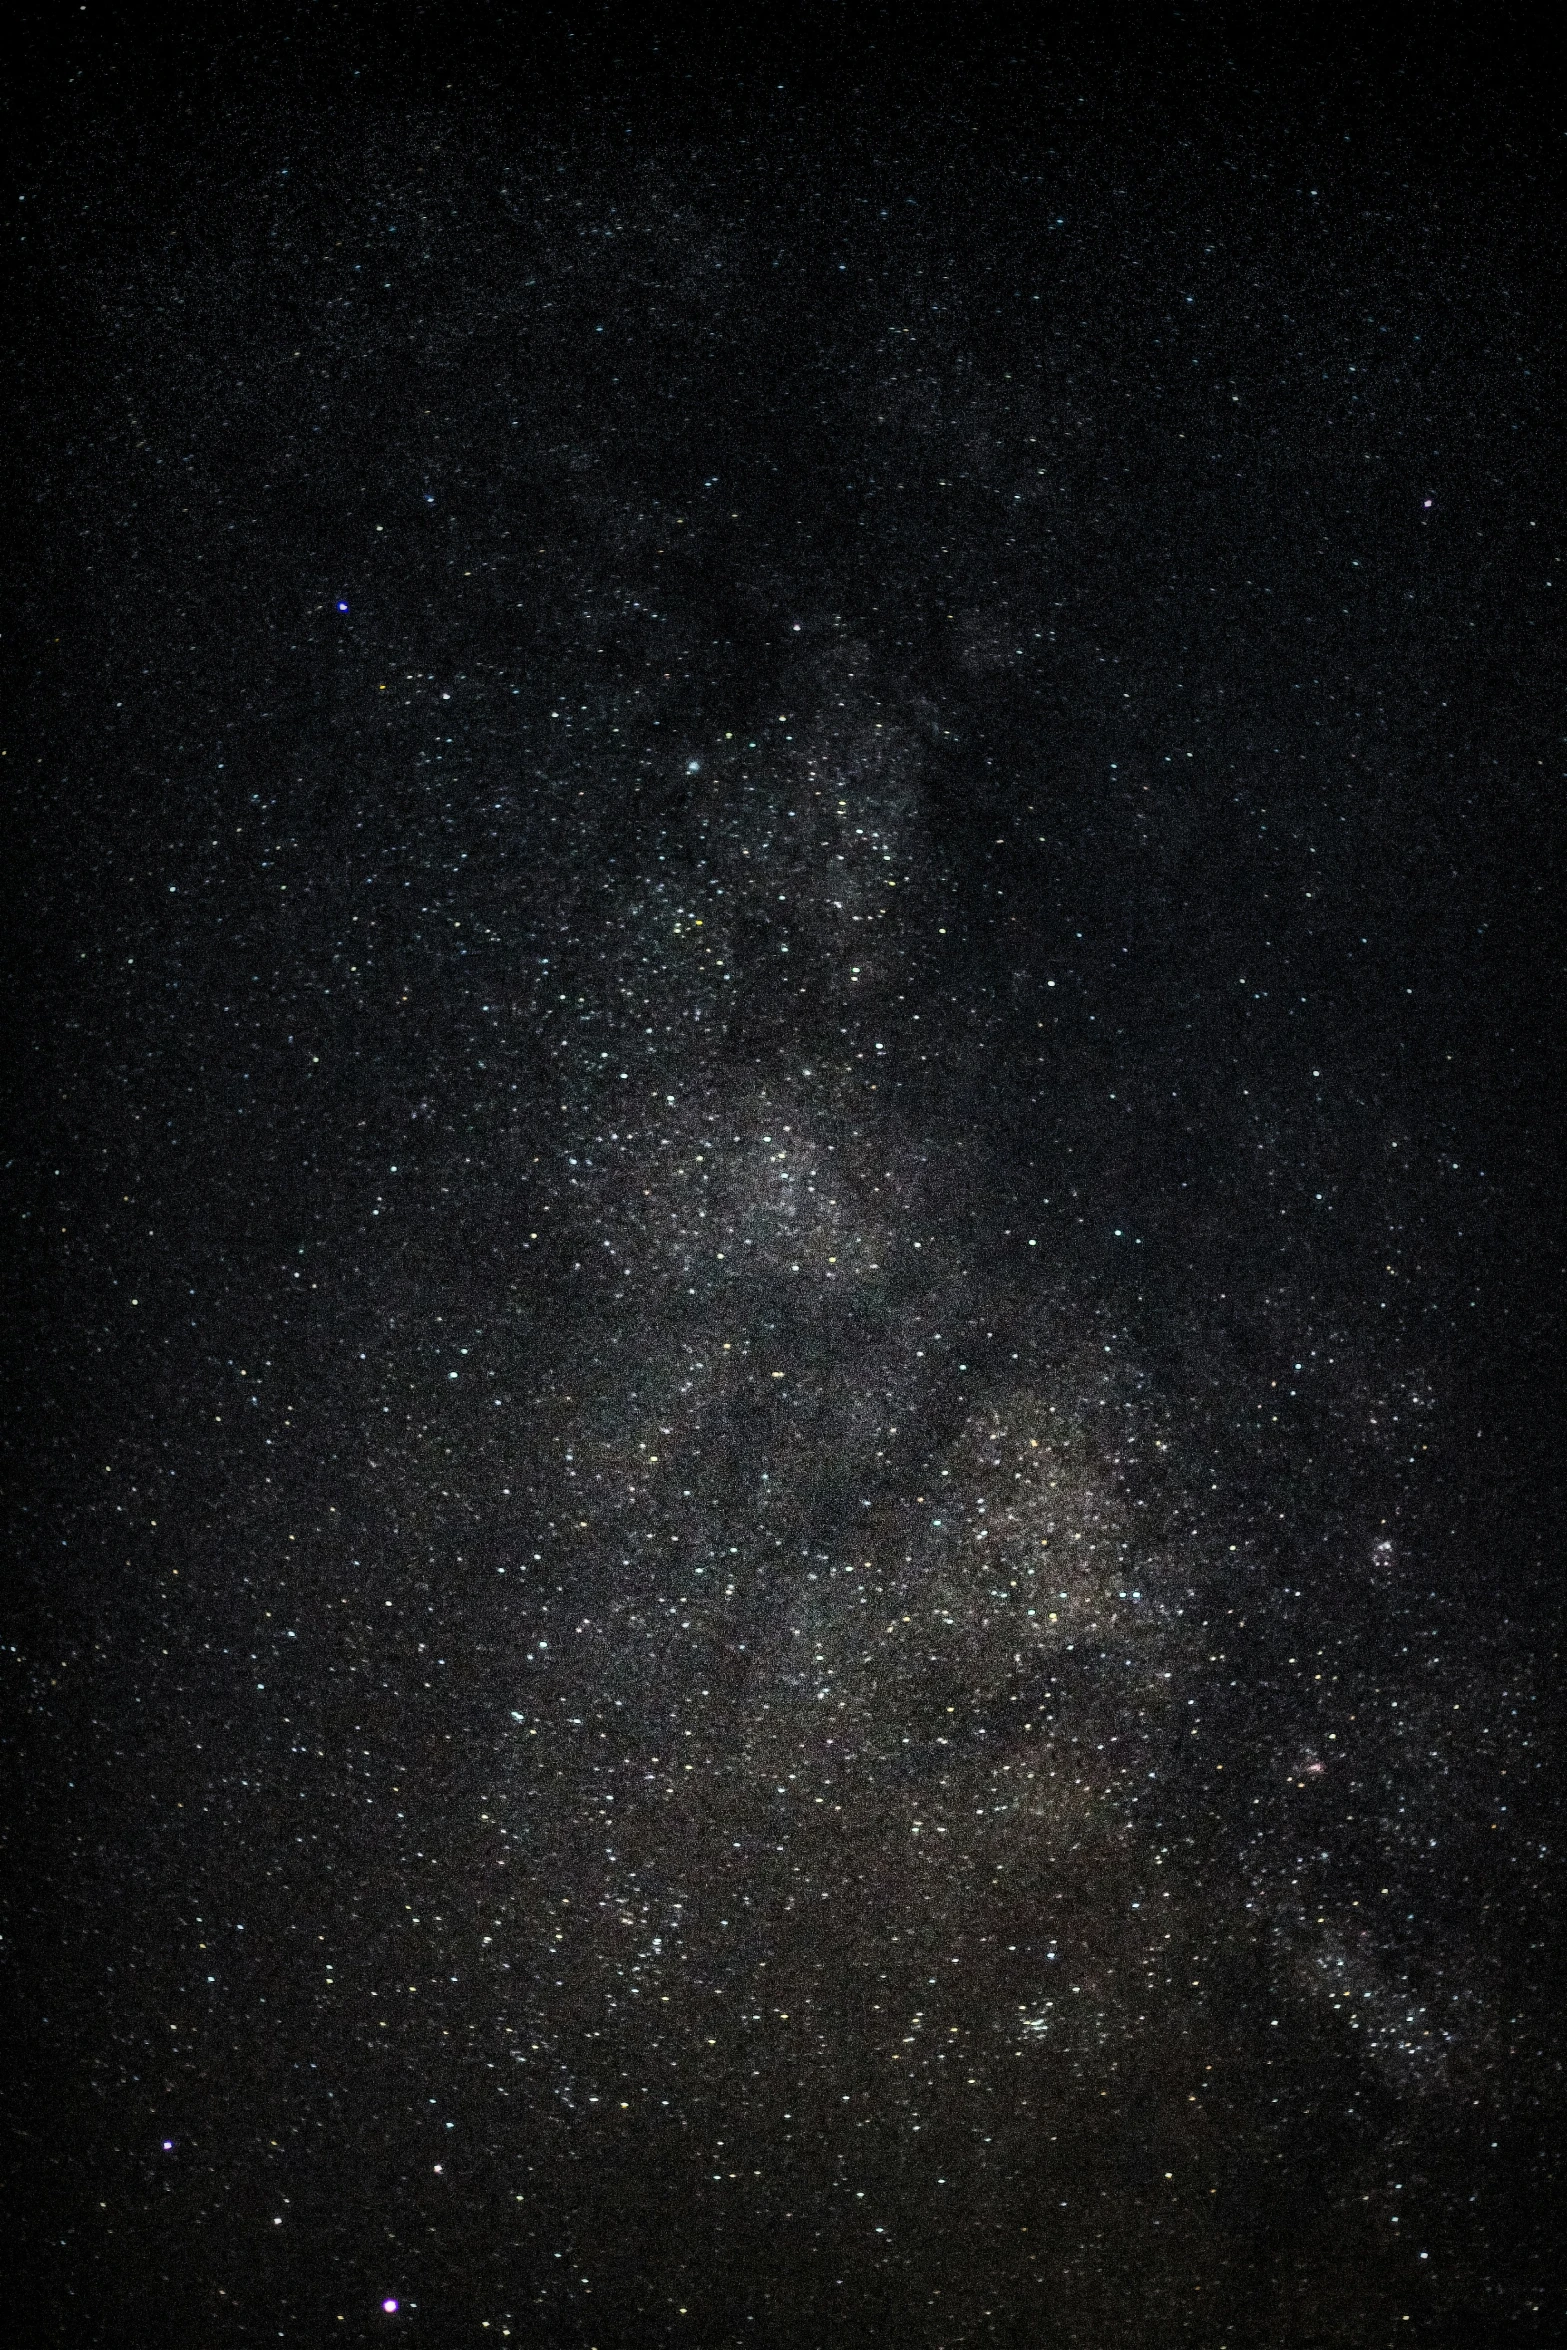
[5, 5, 1564, 2345]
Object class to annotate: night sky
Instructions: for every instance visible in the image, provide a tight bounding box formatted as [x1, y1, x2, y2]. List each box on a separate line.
[6, 6, 1564, 2344]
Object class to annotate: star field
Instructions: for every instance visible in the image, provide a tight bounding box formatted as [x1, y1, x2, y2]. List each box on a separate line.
[6, 7, 1563, 2345]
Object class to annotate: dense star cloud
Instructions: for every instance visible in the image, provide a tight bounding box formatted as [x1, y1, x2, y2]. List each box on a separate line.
[6, 7, 1562, 2344]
